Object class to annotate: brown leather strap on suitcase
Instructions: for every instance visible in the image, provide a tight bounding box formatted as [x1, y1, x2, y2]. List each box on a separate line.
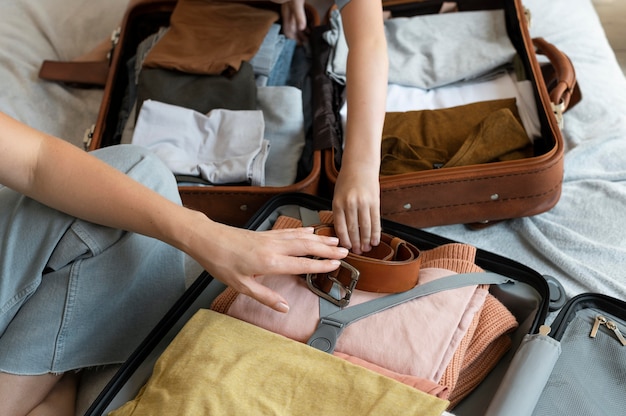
[38, 60, 109, 88]
[533, 37, 581, 112]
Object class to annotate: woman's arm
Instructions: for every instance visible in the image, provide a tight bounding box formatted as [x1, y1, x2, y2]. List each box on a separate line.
[0, 112, 348, 312]
[278, 0, 388, 254]
[332, 0, 388, 254]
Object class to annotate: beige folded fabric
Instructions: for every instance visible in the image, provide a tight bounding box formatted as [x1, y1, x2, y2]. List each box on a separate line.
[142, 0, 279, 75]
[109, 309, 449, 416]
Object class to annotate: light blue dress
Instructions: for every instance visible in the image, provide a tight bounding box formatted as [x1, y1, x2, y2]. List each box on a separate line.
[0, 145, 186, 375]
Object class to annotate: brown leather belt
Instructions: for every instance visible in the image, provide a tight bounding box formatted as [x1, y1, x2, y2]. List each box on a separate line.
[308, 225, 421, 306]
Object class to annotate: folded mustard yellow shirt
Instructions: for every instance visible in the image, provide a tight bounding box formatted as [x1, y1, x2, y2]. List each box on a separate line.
[110, 309, 449, 416]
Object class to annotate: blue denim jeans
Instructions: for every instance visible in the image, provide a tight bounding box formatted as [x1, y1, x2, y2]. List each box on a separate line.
[0, 145, 186, 375]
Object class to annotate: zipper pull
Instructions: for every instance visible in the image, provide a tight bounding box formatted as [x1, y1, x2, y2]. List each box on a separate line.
[590, 315, 607, 338]
[605, 320, 626, 346]
[539, 325, 551, 336]
[589, 315, 626, 346]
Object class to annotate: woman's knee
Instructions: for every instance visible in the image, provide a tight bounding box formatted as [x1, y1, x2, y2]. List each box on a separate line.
[89, 145, 180, 203]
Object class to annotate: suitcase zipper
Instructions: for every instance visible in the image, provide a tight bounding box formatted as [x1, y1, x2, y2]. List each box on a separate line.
[590, 314, 626, 346]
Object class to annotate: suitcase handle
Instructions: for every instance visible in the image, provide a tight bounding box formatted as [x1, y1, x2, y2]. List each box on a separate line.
[38, 60, 110, 88]
[533, 37, 581, 112]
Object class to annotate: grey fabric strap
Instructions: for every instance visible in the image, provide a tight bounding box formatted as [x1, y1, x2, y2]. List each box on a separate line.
[299, 207, 322, 228]
[319, 285, 342, 317]
[307, 272, 513, 353]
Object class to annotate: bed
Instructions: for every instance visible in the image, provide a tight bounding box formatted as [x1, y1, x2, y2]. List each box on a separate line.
[1, 0, 625, 414]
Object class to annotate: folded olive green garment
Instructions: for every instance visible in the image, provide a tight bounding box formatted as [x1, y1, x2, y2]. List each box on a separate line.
[110, 309, 449, 416]
[381, 98, 532, 175]
[136, 61, 258, 118]
[443, 107, 531, 168]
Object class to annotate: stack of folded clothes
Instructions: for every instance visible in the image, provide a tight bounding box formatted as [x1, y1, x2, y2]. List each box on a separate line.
[211, 211, 519, 409]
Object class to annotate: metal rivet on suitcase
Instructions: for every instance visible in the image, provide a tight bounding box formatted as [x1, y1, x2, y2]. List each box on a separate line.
[240, 205, 248, 211]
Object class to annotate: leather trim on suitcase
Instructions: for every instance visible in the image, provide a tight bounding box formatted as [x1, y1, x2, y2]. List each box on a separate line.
[314, 0, 572, 229]
[88, 0, 323, 227]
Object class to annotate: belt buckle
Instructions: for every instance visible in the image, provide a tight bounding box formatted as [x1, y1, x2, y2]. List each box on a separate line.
[306, 259, 360, 307]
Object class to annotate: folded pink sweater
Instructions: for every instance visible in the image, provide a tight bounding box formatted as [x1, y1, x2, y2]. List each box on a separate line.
[222, 267, 487, 381]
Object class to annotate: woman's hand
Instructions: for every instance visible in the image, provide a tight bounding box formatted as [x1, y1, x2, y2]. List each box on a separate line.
[332, 159, 381, 255]
[184, 215, 349, 313]
[273, 0, 308, 42]
[0, 112, 348, 315]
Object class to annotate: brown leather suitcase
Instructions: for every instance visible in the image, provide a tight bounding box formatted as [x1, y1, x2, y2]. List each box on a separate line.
[40, 0, 322, 227]
[313, 0, 578, 229]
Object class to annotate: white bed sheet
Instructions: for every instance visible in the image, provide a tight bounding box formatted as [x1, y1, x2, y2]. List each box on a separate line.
[0, 0, 127, 146]
[1, 0, 625, 413]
